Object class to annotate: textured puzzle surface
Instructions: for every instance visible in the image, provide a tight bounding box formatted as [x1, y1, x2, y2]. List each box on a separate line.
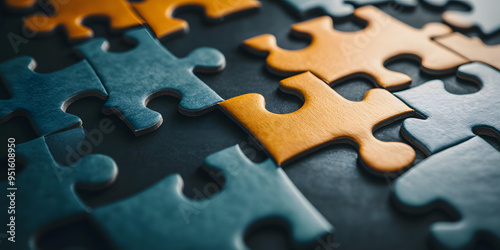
[77, 28, 225, 136]
[394, 136, 500, 249]
[93, 145, 333, 250]
[243, 5, 467, 90]
[220, 72, 415, 172]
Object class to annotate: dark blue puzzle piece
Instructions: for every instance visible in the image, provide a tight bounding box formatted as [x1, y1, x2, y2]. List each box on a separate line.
[77, 28, 225, 136]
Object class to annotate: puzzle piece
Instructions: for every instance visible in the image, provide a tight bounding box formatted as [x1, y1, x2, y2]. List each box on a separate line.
[92, 144, 333, 249]
[423, 0, 500, 35]
[220, 72, 415, 172]
[394, 136, 500, 249]
[243, 6, 467, 90]
[1, 136, 117, 250]
[0, 57, 107, 136]
[394, 62, 500, 155]
[6, 0, 36, 9]
[132, 0, 261, 39]
[435, 32, 500, 71]
[22, 0, 144, 39]
[77, 28, 225, 136]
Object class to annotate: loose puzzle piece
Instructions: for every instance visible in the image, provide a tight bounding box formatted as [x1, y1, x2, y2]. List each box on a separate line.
[77, 28, 225, 136]
[435, 32, 500, 71]
[220, 72, 415, 172]
[132, 0, 261, 39]
[0, 57, 107, 137]
[22, 0, 144, 39]
[243, 6, 467, 90]
[1, 136, 117, 250]
[394, 62, 500, 155]
[423, 0, 500, 35]
[6, 0, 36, 9]
[92, 144, 333, 250]
[394, 136, 500, 249]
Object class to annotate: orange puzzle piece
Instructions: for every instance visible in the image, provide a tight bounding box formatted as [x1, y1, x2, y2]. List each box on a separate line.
[132, 0, 261, 39]
[219, 72, 415, 172]
[23, 0, 144, 39]
[435, 32, 500, 71]
[243, 6, 468, 91]
[6, 0, 36, 8]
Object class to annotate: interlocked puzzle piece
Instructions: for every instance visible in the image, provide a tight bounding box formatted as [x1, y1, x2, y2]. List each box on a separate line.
[77, 28, 225, 136]
[92, 144, 333, 249]
[394, 62, 500, 155]
[394, 136, 500, 249]
[22, 0, 144, 39]
[1, 136, 117, 250]
[423, 0, 500, 35]
[220, 72, 415, 172]
[6, 0, 36, 9]
[0, 57, 107, 136]
[278, 0, 417, 18]
[243, 6, 467, 90]
[435, 32, 500, 71]
[132, 0, 261, 39]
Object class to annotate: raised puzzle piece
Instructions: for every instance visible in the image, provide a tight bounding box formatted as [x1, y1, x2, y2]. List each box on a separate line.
[132, 0, 261, 39]
[22, 0, 144, 39]
[220, 72, 415, 172]
[394, 136, 500, 249]
[394, 62, 500, 155]
[6, 0, 36, 9]
[92, 145, 333, 249]
[0, 57, 107, 136]
[77, 28, 225, 136]
[243, 6, 467, 90]
[1, 136, 117, 250]
[435, 32, 500, 71]
[423, 0, 500, 35]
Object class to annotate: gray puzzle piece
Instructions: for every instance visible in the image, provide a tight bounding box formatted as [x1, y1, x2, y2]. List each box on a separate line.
[77, 28, 225, 136]
[92, 145, 333, 250]
[394, 136, 500, 249]
[0, 57, 107, 136]
[394, 62, 500, 155]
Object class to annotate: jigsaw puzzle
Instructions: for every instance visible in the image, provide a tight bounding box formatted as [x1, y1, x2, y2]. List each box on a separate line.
[92, 145, 333, 249]
[1, 136, 117, 250]
[132, 0, 261, 39]
[220, 72, 415, 172]
[77, 28, 225, 136]
[0, 57, 107, 137]
[243, 5, 467, 90]
[394, 62, 500, 155]
[394, 136, 500, 249]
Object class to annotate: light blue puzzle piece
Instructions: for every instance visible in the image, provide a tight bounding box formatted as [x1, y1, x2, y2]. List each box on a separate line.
[77, 28, 225, 136]
[394, 62, 500, 155]
[0, 136, 117, 250]
[92, 145, 333, 250]
[0, 57, 107, 136]
[394, 136, 500, 249]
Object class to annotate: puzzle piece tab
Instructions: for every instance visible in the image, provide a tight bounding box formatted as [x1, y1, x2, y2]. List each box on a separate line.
[0, 57, 107, 136]
[93, 145, 333, 249]
[23, 0, 144, 39]
[132, 0, 261, 39]
[1, 136, 117, 250]
[394, 62, 500, 155]
[220, 72, 415, 172]
[77, 28, 225, 136]
[394, 136, 500, 249]
[243, 6, 467, 90]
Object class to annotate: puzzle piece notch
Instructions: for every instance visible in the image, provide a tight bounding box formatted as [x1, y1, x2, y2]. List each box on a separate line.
[23, 0, 144, 39]
[0, 56, 107, 137]
[77, 28, 224, 136]
[394, 136, 500, 249]
[132, 0, 261, 39]
[93, 144, 333, 249]
[243, 6, 467, 90]
[394, 62, 500, 155]
[1, 136, 117, 250]
[220, 72, 415, 172]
